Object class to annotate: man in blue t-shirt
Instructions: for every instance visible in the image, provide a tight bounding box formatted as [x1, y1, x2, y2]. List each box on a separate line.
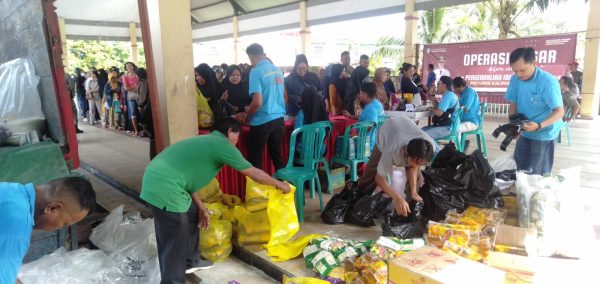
[453, 77, 480, 138]
[422, 76, 458, 142]
[505, 47, 564, 175]
[244, 43, 287, 170]
[0, 177, 95, 284]
[343, 82, 384, 151]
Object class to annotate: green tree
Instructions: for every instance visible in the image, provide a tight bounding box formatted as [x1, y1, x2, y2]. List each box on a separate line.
[66, 40, 145, 74]
[440, 3, 495, 43]
[486, 0, 570, 39]
[419, 8, 447, 43]
[370, 36, 405, 74]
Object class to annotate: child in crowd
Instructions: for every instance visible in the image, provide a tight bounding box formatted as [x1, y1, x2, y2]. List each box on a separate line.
[112, 91, 125, 130]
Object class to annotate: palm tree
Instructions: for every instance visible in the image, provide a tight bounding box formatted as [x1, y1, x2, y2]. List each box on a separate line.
[440, 3, 495, 43]
[370, 36, 404, 73]
[486, 0, 571, 39]
[420, 8, 447, 43]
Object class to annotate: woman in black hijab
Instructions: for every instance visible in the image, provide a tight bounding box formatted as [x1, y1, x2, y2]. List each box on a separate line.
[220, 65, 250, 112]
[285, 54, 321, 117]
[194, 63, 231, 119]
[295, 86, 329, 129]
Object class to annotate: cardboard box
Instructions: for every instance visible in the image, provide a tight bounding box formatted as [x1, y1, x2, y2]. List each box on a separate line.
[502, 195, 518, 217]
[494, 225, 536, 256]
[318, 166, 346, 192]
[486, 252, 591, 284]
[388, 246, 505, 284]
[486, 252, 536, 284]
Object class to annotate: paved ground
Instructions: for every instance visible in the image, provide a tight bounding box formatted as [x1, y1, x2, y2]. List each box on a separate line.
[76, 116, 600, 281]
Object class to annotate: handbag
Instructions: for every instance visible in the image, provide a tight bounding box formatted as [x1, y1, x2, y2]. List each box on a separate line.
[431, 104, 456, 126]
[197, 88, 214, 128]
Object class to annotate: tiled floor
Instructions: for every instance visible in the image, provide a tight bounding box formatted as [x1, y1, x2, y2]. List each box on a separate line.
[76, 117, 600, 280]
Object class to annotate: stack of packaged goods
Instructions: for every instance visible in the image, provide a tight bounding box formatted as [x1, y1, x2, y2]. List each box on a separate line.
[369, 237, 425, 261]
[198, 179, 236, 262]
[425, 206, 506, 261]
[302, 236, 426, 283]
[234, 180, 271, 245]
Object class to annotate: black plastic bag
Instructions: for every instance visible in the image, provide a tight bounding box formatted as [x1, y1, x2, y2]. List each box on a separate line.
[346, 192, 391, 227]
[431, 142, 467, 171]
[496, 169, 516, 182]
[382, 201, 427, 238]
[321, 182, 359, 224]
[455, 150, 503, 209]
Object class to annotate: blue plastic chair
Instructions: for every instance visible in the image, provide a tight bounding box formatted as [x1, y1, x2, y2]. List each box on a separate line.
[460, 103, 488, 155]
[330, 121, 376, 182]
[435, 107, 465, 151]
[274, 122, 330, 222]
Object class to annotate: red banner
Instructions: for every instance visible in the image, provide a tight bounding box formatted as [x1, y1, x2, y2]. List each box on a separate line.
[422, 34, 577, 93]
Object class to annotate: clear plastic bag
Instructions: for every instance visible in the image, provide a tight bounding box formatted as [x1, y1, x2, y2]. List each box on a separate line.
[0, 58, 45, 120]
[90, 205, 156, 254]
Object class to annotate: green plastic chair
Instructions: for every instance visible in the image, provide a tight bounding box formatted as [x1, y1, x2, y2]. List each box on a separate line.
[295, 121, 334, 195]
[330, 121, 376, 182]
[274, 122, 330, 222]
[460, 102, 488, 155]
[435, 107, 464, 151]
[558, 107, 572, 146]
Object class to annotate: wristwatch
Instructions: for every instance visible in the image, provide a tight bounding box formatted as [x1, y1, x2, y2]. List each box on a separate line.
[536, 122, 542, 131]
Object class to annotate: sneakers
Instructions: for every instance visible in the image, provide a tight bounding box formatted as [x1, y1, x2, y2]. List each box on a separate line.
[76, 128, 84, 134]
[83, 118, 89, 122]
[185, 258, 214, 274]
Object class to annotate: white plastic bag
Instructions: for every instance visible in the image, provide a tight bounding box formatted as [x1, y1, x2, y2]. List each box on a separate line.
[516, 168, 594, 258]
[490, 155, 517, 173]
[90, 205, 156, 254]
[0, 58, 44, 120]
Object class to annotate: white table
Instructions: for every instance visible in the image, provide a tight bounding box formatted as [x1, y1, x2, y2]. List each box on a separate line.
[384, 110, 433, 120]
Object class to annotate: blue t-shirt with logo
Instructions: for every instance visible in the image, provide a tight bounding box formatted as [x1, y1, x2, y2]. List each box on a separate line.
[248, 59, 286, 126]
[359, 99, 384, 151]
[0, 183, 35, 284]
[459, 86, 480, 125]
[505, 67, 563, 141]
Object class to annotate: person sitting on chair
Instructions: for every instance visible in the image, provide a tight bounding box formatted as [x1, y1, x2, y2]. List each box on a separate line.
[421, 75, 459, 141]
[343, 82, 384, 151]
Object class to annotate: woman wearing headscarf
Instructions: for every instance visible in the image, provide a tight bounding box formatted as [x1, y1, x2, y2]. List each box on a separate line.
[285, 54, 321, 117]
[294, 86, 329, 155]
[373, 67, 389, 109]
[220, 65, 250, 112]
[194, 63, 231, 121]
[103, 70, 121, 128]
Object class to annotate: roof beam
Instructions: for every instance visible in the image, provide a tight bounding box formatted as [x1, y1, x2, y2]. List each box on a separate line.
[191, 0, 229, 12]
[228, 0, 246, 15]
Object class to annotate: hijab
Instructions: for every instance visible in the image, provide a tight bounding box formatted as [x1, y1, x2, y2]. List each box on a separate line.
[301, 87, 329, 125]
[222, 65, 250, 109]
[194, 63, 220, 101]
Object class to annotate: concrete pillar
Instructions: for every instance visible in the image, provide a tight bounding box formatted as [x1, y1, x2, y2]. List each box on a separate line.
[233, 15, 239, 64]
[580, 0, 600, 118]
[138, 0, 198, 150]
[58, 17, 68, 68]
[404, 0, 418, 64]
[129, 22, 138, 65]
[299, 1, 310, 55]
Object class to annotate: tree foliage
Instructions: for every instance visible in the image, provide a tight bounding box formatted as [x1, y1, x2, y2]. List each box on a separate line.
[66, 40, 145, 74]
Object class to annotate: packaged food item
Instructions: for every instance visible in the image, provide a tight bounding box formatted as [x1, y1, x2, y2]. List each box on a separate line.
[353, 253, 387, 284]
[198, 178, 223, 203]
[344, 272, 360, 283]
[284, 277, 329, 284]
[222, 194, 242, 206]
[199, 220, 232, 262]
[442, 240, 483, 261]
[369, 237, 425, 260]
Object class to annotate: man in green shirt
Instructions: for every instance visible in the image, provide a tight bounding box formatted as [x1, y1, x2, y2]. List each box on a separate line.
[140, 117, 290, 283]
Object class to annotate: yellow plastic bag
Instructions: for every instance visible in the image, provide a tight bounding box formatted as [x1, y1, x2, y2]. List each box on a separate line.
[205, 202, 233, 222]
[245, 179, 270, 202]
[222, 194, 242, 206]
[266, 234, 326, 262]
[284, 277, 329, 284]
[197, 88, 214, 128]
[198, 179, 222, 203]
[200, 220, 232, 262]
[264, 180, 298, 248]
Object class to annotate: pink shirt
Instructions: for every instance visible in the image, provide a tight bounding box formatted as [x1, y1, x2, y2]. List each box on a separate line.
[123, 74, 139, 90]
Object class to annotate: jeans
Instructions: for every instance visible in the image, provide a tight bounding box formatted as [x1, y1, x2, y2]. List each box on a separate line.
[247, 117, 285, 171]
[88, 98, 104, 124]
[422, 125, 451, 140]
[76, 90, 88, 117]
[150, 203, 200, 284]
[514, 136, 556, 176]
[127, 99, 139, 119]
